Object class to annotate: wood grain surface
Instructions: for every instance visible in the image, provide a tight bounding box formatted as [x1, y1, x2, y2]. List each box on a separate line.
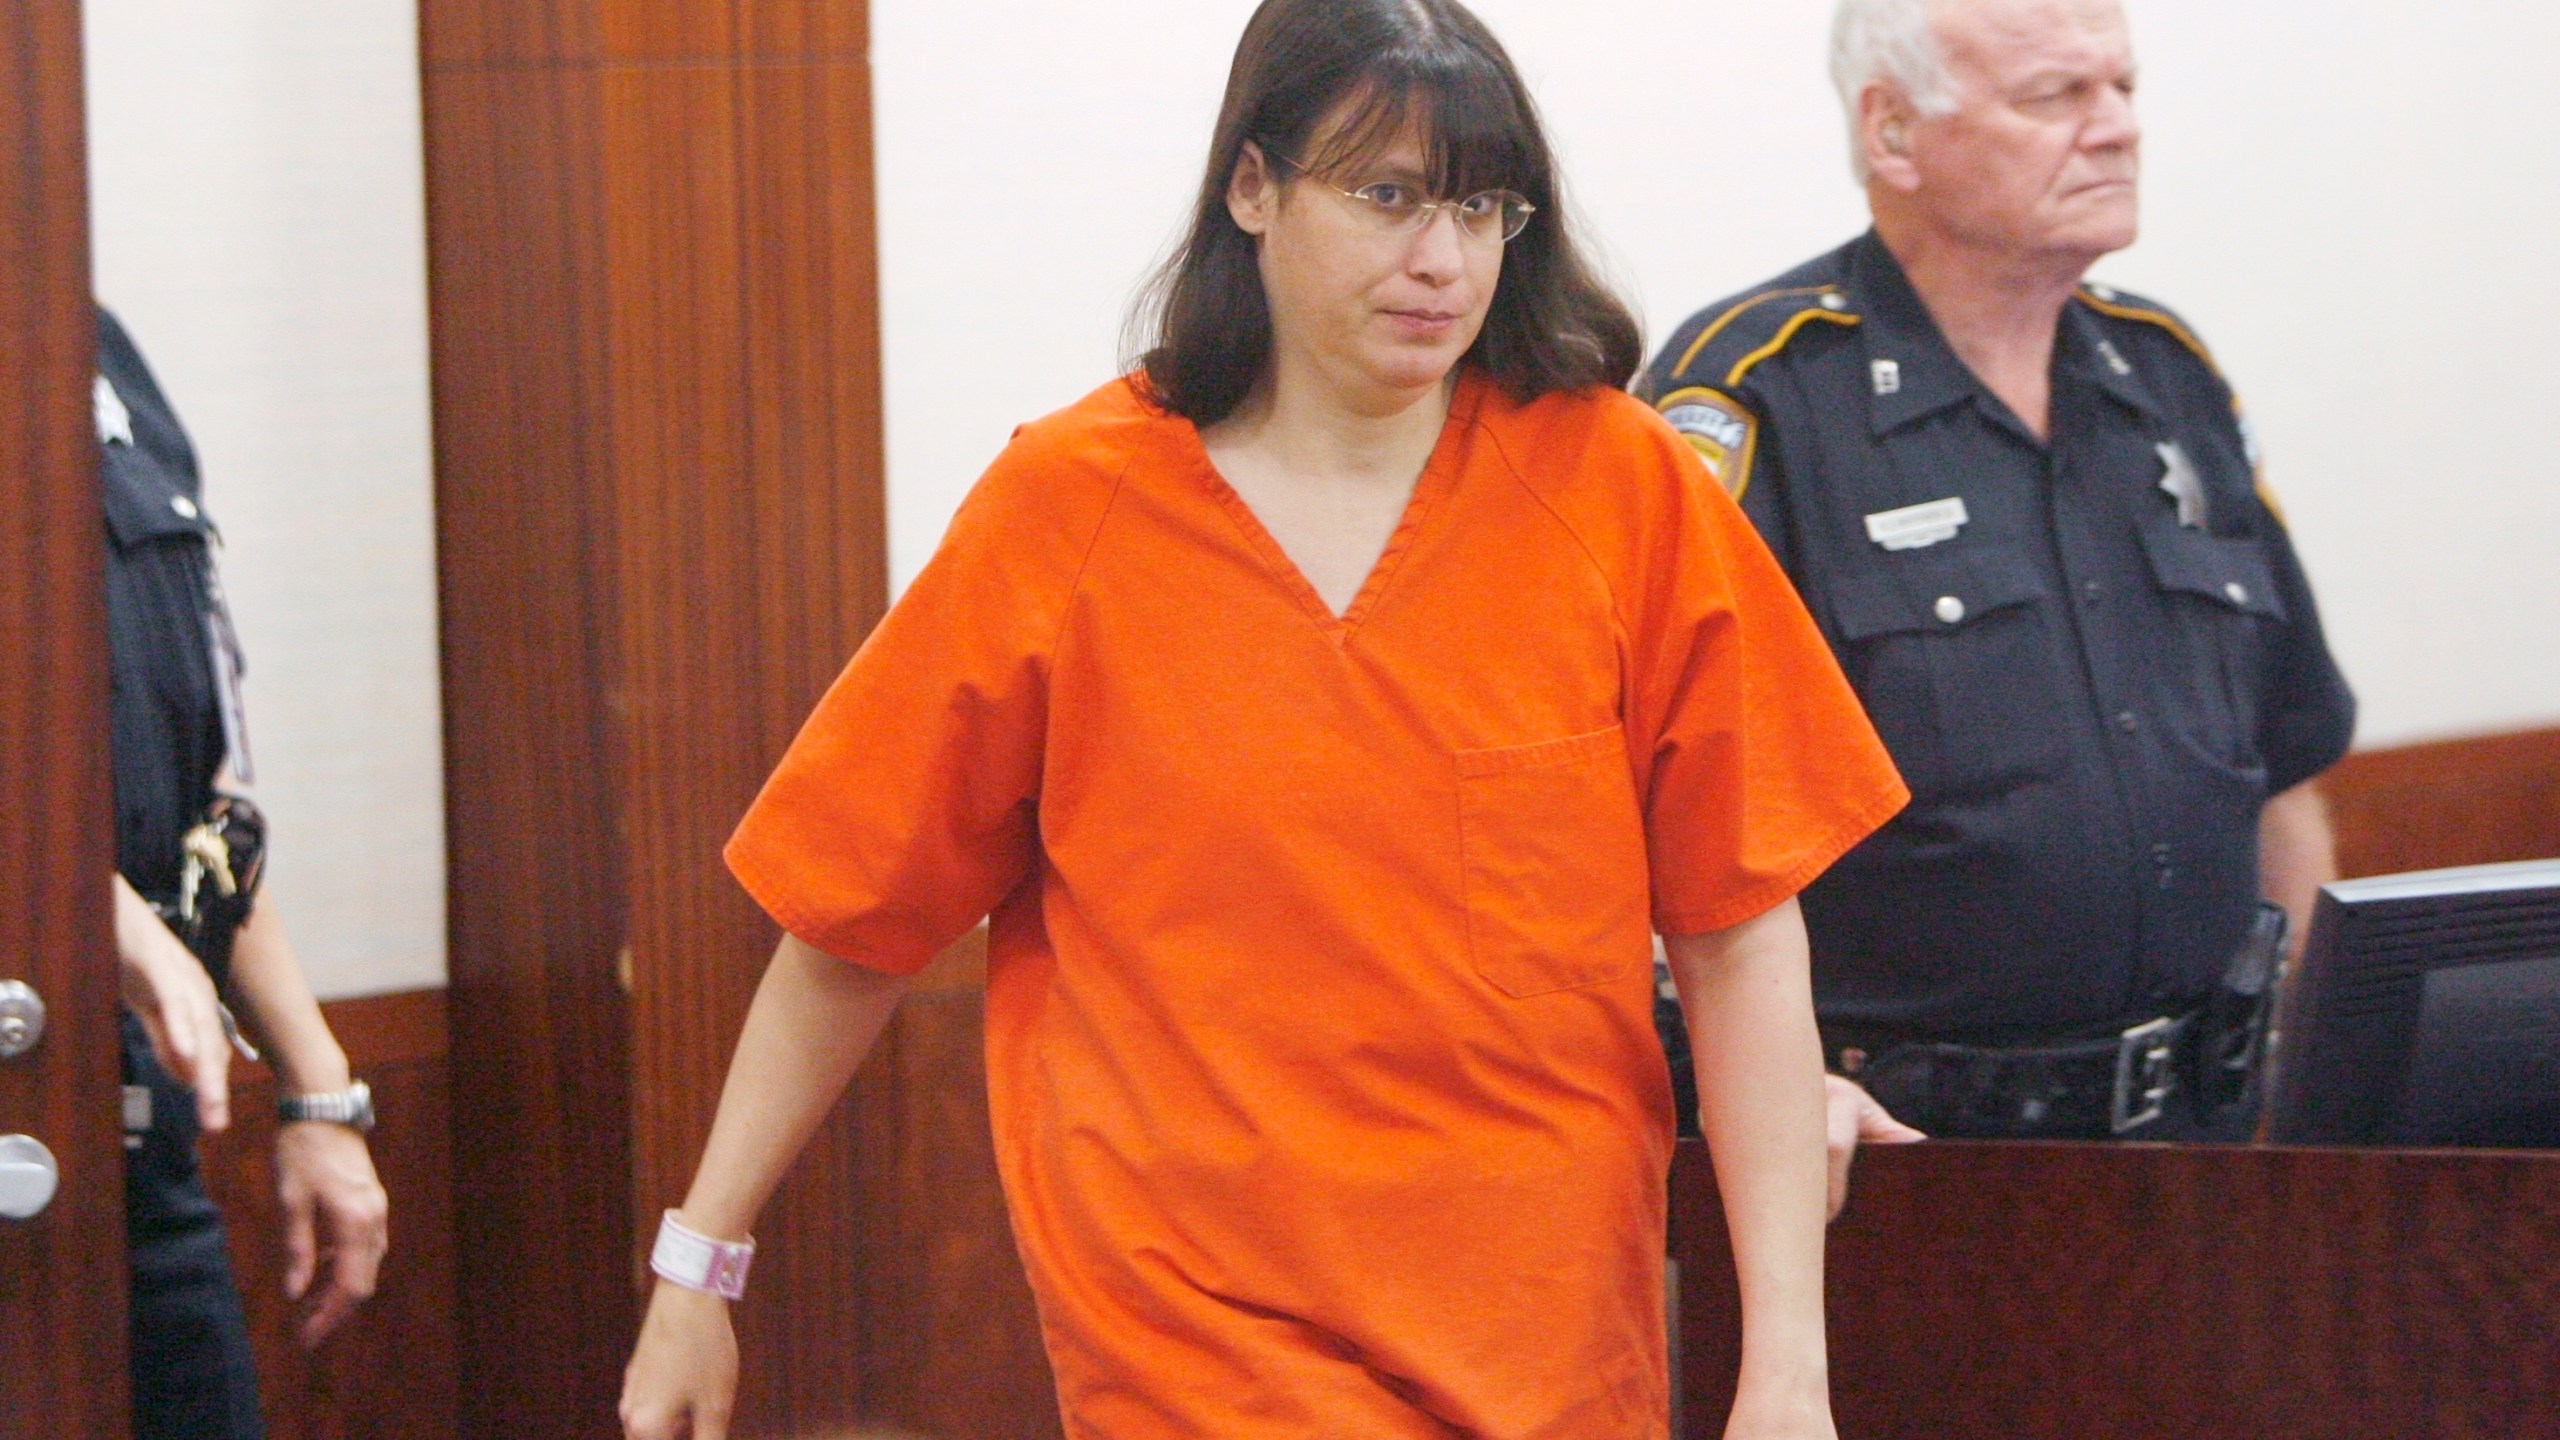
[424, 49, 638, 1440]
[1673, 1137, 2560, 1440]
[0, 0, 133, 1433]
[421, 2, 889, 1434]
[840, 933, 1066, 1440]
[2326, 727, 2560, 881]
[596, 47, 888, 1440]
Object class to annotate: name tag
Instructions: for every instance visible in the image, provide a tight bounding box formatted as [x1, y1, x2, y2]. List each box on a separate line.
[1864, 497, 1969, 552]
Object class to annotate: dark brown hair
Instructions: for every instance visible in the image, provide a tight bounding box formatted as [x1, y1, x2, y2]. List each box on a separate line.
[1128, 0, 1642, 424]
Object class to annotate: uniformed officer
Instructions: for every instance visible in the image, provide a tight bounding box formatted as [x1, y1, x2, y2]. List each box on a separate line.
[100, 305, 391, 1439]
[1639, 0, 2354, 1159]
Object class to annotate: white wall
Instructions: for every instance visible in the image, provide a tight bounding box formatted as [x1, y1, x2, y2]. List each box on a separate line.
[876, 0, 2560, 747]
[87, 1, 446, 999]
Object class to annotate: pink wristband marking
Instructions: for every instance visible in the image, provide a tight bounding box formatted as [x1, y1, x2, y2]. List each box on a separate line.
[651, 1211, 755, 1301]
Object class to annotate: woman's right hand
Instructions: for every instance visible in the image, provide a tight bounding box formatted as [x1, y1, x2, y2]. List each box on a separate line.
[621, 1283, 742, 1440]
[620, 936, 911, 1436]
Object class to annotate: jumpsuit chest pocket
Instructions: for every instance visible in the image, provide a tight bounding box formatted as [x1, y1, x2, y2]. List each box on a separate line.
[1454, 728, 1652, 998]
[1827, 547, 2065, 799]
[2137, 526, 2288, 770]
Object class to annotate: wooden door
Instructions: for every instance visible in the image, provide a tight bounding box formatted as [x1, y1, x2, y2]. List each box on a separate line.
[0, 0, 136, 1433]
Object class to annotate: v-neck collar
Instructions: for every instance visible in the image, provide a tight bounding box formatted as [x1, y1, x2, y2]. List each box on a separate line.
[1190, 369, 1484, 641]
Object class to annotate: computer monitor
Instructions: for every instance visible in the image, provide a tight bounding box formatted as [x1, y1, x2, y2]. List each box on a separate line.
[2262, 858, 2560, 1148]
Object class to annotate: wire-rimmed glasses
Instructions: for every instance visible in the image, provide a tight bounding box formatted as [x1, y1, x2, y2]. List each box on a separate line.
[1277, 154, 1536, 245]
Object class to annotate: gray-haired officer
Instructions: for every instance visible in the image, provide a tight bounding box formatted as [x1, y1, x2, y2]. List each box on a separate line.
[1639, 0, 2354, 1167]
[101, 305, 390, 1438]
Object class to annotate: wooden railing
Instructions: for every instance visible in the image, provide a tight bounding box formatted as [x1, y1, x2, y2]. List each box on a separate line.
[1671, 1136, 2560, 1438]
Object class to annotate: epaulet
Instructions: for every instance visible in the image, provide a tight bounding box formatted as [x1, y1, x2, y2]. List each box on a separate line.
[2077, 282, 2295, 523]
[1655, 283, 1861, 393]
[2074, 282, 2223, 379]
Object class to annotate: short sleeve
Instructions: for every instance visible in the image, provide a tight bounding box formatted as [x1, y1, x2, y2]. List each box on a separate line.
[1623, 423, 1909, 936]
[1718, 383, 1797, 575]
[724, 441, 1104, 974]
[2248, 493, 2358, 793]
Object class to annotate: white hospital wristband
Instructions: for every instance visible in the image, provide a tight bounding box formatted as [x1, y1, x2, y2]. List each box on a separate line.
[650, 1211, 755, 1301]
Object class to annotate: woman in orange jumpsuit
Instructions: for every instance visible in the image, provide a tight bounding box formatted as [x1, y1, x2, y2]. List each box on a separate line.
[621, 2, 1907, 1436]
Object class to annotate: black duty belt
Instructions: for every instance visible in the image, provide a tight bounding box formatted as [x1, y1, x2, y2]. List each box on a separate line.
[1826, 1010, 2202, 1139]
[1825, 905, 2290, 1140]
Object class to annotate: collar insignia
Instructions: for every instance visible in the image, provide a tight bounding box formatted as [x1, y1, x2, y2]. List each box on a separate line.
[95, 374, 134, 447]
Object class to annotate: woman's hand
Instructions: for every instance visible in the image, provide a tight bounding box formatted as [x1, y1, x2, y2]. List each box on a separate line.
[1725, 1360, 1837, 1440]
[619, 935, 912, 1438]
[621, 1283, 741, 1440]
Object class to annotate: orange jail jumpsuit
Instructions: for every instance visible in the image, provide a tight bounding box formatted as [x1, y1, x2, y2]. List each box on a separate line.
[727, 369, 1907, 1439]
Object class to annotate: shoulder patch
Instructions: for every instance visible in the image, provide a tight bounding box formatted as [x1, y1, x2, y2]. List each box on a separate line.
[2076, 283, 2222, 377]
[1654, 386, 1758, 499]
[1662, 285, 1861, 392]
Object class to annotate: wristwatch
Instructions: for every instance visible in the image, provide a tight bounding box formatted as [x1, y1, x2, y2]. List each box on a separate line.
[278, 1080, 375, 1133]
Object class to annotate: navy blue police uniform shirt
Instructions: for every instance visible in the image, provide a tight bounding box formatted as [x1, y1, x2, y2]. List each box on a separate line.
[98, 306, 246, 945]
[1637, 232, 2355, 1040]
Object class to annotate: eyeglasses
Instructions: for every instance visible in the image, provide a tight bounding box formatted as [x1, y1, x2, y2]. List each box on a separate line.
[1277, 154, 1536, 245]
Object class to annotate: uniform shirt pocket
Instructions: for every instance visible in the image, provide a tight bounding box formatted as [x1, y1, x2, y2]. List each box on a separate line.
[2138, 527, 2288, 769]
[1827, 548, 2064, 799]
[1454, 728, 1652, 999]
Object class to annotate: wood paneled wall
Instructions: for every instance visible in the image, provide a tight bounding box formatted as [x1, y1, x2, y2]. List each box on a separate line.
[200, 990, 456, 1440]
[2326, 727, 2560, 880]
[0, 0, 133, 1432]
[841, 935, 1064, 1440]
[420, 1, 887, 1433]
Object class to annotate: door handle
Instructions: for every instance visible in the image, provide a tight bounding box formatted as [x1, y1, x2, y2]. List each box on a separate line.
[0, 979, 42, 1060]
[0, 1135, 58, 1220]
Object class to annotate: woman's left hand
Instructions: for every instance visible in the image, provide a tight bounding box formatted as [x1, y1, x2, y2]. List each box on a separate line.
[1724, 1363, 1837, 1440]
[1725, 1398, 1839, 1438]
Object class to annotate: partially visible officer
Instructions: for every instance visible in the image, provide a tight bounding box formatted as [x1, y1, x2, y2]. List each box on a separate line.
[99, 304, 391, 1439]
[1638, 0, 2354, 1168]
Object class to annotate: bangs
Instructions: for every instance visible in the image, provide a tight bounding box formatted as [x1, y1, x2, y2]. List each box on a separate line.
[1132, 0, 1641, 424]
[1296, 64, 1541, 202]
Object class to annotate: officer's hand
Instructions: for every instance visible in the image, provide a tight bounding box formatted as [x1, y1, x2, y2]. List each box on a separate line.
[1825, 1075, 1923, 1221]
[111, 875, 232, 1131]
[622, 1283, 741, 1440]
[277, 1120, 389, 1346]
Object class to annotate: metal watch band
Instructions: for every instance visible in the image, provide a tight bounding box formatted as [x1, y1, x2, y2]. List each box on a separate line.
[651, 1211, 755, 1301]
[277, 1079, 374, 1132]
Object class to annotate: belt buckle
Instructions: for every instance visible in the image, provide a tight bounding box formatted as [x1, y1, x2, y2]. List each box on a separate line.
[2111, 1016, 2178, 1135]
